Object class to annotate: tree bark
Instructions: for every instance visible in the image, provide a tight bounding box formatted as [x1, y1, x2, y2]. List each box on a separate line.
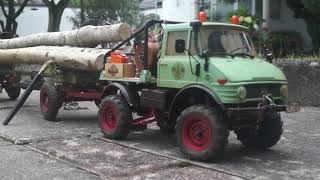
[0, 0, 29, 34]
[0, 46, 109, 71]
[0, 23, 130, 49]
[42, 0, 70, 32]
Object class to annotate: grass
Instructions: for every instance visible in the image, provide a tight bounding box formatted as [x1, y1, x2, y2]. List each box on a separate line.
[284, 52, 320, 61]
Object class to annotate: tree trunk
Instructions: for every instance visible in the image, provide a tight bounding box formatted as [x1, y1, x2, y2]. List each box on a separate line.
[0, 23, 130, 49]
[47, 6, 64, 32]
[0, 0, 30, 34]
[0, 46, 109, 71]
[42, 0, 70, 32]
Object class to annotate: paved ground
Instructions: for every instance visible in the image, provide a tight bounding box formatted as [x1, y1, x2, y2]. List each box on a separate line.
[0, 91, 319, 180]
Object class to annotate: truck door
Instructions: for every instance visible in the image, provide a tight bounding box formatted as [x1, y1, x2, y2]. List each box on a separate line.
[158, 30, 197, 88]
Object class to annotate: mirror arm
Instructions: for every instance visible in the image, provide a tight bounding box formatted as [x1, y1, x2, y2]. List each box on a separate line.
[191, 21, 209, 72]
[203, 52, 209, 71]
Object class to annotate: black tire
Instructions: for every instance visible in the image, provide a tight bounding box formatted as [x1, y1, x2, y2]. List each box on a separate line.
[99, 95, 132, 140]
[156, 111, 175, 134]
[40, 81, 61, 121]
[235, 111, 283, 149]
[5, 86, 21, 100]
[176, 105, 229, 161]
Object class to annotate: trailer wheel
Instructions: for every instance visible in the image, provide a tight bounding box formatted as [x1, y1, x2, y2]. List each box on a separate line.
[156, 111, 175, 135]
[235, 111, 283, 149]
[176, 105, 229, 161]
[5, 86, 21, 100]
[99, 95, 132, 140]
[40, 81, 60, 121]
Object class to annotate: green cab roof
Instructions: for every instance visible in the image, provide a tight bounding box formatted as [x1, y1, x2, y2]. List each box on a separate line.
[163, 21, 249, 31]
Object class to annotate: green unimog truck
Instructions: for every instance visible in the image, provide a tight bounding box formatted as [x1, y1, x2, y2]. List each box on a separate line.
[98, 20, 289, 161]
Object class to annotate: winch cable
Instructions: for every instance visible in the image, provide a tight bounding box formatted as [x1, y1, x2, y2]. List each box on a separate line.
[3, 61, 53, 126]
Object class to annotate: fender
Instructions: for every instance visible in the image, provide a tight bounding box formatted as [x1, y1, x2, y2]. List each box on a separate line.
[168, 84, 224, 119]
[102, 82, 138, 107]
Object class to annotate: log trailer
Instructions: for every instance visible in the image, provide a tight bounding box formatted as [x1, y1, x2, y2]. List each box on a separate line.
[97, 19, 293, 161]
[0, 24, 128, 122]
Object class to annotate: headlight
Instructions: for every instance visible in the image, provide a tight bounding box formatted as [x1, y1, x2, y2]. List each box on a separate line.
[280, 85, 288, 98]
[237, 86, 247, 99]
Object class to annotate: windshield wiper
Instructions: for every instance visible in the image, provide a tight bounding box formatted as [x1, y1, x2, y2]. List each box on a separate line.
[232, 53, 254, 59]
[207, 52, 235, 58]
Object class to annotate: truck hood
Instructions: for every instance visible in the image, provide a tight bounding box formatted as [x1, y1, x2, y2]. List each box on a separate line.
[211, 58, 287, 82]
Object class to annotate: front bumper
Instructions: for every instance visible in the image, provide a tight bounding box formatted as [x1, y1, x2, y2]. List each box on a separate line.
[226, 105, 287, 118]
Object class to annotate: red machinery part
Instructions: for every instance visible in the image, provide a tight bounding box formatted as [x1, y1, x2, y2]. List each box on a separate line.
[131, 108, 156, 130]
[61, 86, 102, 102]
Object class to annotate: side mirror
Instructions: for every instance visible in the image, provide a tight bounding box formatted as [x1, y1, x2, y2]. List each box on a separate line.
[195, 63, 200, 76]
[202, 50, 209, 58]
[264, 47, 273, 63]
[175, 39, 185, 53]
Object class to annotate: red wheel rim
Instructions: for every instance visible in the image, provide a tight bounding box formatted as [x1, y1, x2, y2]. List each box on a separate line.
[40, 88, 49, 113]
[100, 103, 117, 133]
[181, 114, 212, 152]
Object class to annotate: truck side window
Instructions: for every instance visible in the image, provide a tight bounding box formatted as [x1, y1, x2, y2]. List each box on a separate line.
[165, 31, 188, 56]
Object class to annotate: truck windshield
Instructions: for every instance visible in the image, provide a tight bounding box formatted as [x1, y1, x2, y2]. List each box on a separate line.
[199, 27, 254, 57]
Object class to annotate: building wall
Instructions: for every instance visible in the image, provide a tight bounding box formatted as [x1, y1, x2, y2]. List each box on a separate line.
[162, 0, 197, 21]
[267, 0, 312, 51]
[142, 0, 198, 22]
[142, 0, 312, 51]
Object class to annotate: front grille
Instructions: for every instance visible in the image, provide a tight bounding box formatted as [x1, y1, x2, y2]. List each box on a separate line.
[245, 84, 281, 98]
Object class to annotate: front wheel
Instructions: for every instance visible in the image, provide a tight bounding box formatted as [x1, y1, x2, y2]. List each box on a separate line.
[98, 95, 132, 140]
[235, 111, 283, 149]
[176, 105, 229, 161]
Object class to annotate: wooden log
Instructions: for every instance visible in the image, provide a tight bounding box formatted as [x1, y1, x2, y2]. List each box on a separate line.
[0, 46, 109, 71]
[0, 23, 130, 49]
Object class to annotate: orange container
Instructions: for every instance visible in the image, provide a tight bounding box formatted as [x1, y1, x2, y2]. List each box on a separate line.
[110, 52, 128, 64]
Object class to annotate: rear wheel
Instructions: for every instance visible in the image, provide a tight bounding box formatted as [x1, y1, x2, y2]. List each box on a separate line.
[40, 81, 61, 121]
[99, 95, 132, 140]
[5, 86, 21, 100]
[176, 105, 229, 161]
[235, 111, 283, 149]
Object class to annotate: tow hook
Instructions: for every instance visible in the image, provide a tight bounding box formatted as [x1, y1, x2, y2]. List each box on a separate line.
[256, 94, 275, 130]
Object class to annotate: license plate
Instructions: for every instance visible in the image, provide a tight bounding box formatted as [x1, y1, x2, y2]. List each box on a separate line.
[286, 102, 301, 113]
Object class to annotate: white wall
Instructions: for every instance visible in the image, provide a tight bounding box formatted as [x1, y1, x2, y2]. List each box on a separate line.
[142, 0, 197, 22]
[162, 0, 197, 21]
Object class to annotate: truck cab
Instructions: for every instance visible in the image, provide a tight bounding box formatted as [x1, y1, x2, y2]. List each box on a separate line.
[99, 20, 289, 161]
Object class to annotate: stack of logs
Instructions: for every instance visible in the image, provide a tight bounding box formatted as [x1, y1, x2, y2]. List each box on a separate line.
[0, 23, 131, 71]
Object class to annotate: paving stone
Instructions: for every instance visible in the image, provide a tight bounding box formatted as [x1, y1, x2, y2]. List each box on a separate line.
[1, 91, 320, 179]
[0, 138, 10, 147]
[0, 145, 100, 180]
